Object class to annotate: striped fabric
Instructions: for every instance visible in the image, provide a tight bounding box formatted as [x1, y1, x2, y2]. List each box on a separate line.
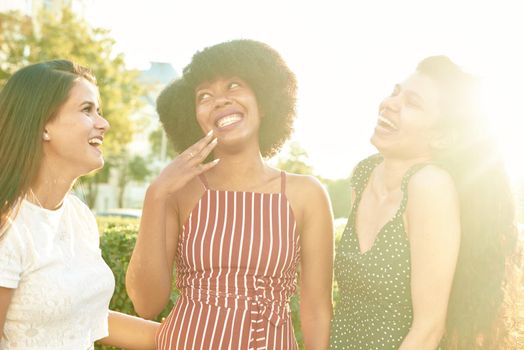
[156, 172, 301, 350]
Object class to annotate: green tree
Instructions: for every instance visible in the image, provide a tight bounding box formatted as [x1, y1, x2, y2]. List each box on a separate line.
[276, 141, 314, 175]
[149, 126, 176, 161]
[115, 154, 151, 208]
[322, 177, 351, 219]
[0, 8, 144, 207]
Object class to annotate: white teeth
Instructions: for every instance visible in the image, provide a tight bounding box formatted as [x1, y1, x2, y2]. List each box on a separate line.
[88, 138, 102, 145]
[216, 114, 242, 128]
[378, 116, 398, 130]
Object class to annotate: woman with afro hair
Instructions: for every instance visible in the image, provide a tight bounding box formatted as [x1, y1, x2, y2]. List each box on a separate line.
[126, 39, 334, 350]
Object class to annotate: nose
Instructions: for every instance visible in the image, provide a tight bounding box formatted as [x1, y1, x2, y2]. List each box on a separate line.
[213, 93, 232, 109]
[96, 114, 110, 132]
[379, 95, 401, 115]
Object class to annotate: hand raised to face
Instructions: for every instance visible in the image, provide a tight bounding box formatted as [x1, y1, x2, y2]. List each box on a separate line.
[152, 130, 219, 196]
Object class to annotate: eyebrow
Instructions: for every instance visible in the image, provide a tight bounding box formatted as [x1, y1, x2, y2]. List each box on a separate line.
[195, 82, 211, 92]
[79, 101, 97, 108]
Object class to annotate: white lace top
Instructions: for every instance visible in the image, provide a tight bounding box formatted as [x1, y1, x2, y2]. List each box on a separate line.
[0, 195, 115, 349]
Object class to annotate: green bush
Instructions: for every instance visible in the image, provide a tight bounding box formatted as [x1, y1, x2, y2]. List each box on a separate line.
[95, 222, 177, 350]
[95, 216, 139, 233]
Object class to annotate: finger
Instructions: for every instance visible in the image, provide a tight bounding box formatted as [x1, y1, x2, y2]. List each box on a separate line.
[185, 130, 215, 156]
[193, 138, 218, 162]
[194, 158, 220, 175]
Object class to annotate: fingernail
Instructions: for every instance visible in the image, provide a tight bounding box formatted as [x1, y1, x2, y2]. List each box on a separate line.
[207, 130, 213, 136]
[212, 138, 218, 144]
[213, 158, 220, 164]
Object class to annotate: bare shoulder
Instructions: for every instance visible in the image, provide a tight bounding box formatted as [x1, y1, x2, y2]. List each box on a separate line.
[284, 173, 331, 217]
[285, 173, 327, 199]
[408, 164, 456, 195]
[406, 165, 459, 216]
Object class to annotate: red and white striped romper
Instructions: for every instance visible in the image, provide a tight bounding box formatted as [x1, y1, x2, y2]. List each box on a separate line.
[156, 171, 300, 350]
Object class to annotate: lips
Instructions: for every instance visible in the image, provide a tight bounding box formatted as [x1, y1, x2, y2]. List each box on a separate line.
[377, 115, 398, 132]
[215, 112, 243, 129]
[88, 136, 104, 147]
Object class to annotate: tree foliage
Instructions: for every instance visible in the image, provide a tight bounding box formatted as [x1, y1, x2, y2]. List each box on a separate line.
[149, 126, 176, 160]
[322, 177, 351, 219]
[276, 141, 314, 175]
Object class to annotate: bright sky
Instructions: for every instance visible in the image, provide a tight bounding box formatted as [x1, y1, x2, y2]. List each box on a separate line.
[86, 0, 524, 182]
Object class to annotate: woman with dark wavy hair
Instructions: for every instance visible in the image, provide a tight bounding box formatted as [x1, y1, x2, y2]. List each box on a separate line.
[126, 39, 334, 350]
[330, 56, 520, 349]
[0, 60, 158, 349]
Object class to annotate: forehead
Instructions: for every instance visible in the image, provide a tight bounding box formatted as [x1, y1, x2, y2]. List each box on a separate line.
[64, 78, 99, 105]
[195, 76, 247, 91]
[401, 73, 440, 105]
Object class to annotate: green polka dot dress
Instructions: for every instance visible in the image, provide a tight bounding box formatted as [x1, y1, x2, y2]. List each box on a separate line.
[330, 154, 428, 350]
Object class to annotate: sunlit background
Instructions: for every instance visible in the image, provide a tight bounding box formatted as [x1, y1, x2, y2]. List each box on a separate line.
[80, 0, 524, 183]
[1, 0, 523, 218]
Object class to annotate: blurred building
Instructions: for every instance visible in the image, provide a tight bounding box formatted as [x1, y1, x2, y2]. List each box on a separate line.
[0, 0, 90, 16]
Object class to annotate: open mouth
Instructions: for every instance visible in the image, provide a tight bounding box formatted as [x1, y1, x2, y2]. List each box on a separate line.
[88, 136, 103, 148]
[215, 113, 243, 129]
[377, 116, 398, 132]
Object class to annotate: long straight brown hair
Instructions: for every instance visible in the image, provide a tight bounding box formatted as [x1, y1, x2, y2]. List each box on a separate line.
[0, 60, 96, 235]
[417, 56, 521, 349]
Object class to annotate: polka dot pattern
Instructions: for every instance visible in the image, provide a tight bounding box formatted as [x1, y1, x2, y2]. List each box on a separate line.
[330, 155, 427, 349]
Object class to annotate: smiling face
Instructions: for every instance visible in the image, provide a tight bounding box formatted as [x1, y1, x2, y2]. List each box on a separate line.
[42, 78, 110, 178]
[371, 72, 442, 160]
[195, 77, 261, 152]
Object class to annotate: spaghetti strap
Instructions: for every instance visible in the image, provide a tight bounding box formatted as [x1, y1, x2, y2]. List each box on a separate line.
[198, 173, 209, 190]
[280, 171, 286, 195]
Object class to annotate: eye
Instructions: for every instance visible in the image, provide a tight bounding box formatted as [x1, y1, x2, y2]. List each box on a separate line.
[228, 81, 240, 90]
[390, 85, 400, 97]
[196, 92, 212, 103]
[406, 99, 422, 110]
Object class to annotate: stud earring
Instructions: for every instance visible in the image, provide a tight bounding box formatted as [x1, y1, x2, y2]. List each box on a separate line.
[43, 132, 50, 141]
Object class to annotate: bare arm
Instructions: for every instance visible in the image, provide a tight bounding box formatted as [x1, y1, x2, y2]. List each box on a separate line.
[126, 132, 218, 318]
[296, 176, 334, 350]
[125, 184, 178, 318]
[97, 311, 159, 349]
[399, 166, 460, 350]
[0, 287, 14, 338]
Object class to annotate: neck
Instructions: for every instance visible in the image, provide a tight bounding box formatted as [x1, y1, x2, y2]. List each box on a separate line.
[207, 145, 271, 188]
[376, 155, 431, 194]
[29, 163, 77, 210]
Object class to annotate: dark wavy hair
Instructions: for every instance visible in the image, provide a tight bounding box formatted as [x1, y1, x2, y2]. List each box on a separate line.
[156, 39, 297, 158]
[0, 60, 95, 235]
[418, 56, 521, 349]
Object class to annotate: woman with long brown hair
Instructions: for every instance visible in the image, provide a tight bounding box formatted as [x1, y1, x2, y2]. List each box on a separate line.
[0, 60, 158, 349]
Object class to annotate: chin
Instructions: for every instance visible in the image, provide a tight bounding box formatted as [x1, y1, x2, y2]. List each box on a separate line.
[83, 158, 105, 175]
[370, 134, 385, 153]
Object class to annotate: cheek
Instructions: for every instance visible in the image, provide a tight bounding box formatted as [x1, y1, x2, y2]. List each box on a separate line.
[401, 110, 430, 132]
[195, 109, 209, 131]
